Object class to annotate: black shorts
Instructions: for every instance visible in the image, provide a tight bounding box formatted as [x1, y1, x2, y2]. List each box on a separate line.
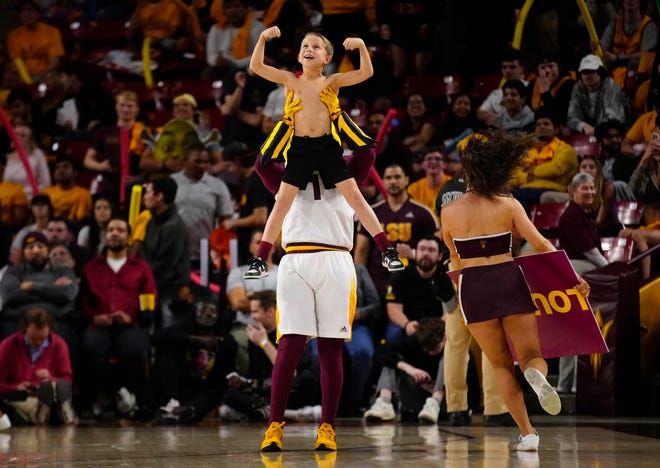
[458, 261, 536, 324]
[282, 134, 352, 190]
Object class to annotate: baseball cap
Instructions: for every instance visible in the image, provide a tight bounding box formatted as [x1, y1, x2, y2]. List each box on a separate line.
[22, 231, 48, 250]
[578, 54, 603, 72]
[173, 93, 198, 108]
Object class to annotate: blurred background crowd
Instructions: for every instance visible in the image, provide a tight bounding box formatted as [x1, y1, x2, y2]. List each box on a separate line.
[0, 0, 659, 429]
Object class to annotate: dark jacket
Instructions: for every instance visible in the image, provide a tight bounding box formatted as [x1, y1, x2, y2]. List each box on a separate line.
[143, 204, 191, 295]
[0, 262, 78, 320]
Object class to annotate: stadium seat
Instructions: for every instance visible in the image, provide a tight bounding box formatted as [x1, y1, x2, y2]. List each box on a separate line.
[471, 73, 502, 101]
[69, 20, 129, 53]
[199, 108, 227, 132]
[530, 202, 568, 236]
[601, 236, 636, 263]
[563, 133, 601, 158]
[547, 238, 561, 249]
[398, 75, 462, 105]
[147, 109, 173, 128]
[615, 200, 644, 227]
[164, 80, 224, 109]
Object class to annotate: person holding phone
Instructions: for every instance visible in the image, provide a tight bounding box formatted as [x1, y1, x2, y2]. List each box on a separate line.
[628, 114, 660, 226]
[0, 307, 74, 425]
[219, 290, 320, 424]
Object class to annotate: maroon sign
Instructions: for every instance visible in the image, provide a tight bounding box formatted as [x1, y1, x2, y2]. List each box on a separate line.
[449, 251, 608, 359]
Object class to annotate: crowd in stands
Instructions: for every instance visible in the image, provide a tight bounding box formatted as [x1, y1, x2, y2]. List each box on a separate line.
[1, 0, 660, 429]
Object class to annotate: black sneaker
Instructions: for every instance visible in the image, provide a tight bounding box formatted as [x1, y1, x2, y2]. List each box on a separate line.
[448, 410, 472, 427]
[381, 247, 404, 271]
[174, 405, 196, 423]
[245, 257, 269, 279]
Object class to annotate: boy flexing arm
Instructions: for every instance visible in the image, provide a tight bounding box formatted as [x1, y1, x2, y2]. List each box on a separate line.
[244, 27, 402, 279]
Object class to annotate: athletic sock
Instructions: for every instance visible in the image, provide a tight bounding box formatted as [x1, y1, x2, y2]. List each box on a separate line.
[268, 334, 307, 424]
[373, 232, 391, 252]
[257, 241, 273, 260]
[317, 337, 344, 427]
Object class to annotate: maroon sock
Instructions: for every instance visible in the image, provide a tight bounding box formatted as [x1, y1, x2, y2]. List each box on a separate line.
[257, 241, 273, 260]
[268, 334, 307, 424]
[374, 232, 391, 252]
[317, 337, 344, 427]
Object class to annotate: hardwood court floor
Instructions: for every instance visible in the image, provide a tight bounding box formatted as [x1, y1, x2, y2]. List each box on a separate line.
[1, 415, 659, 467]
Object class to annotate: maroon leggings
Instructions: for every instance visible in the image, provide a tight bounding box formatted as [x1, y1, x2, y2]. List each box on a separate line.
[268, 334, 344, 427]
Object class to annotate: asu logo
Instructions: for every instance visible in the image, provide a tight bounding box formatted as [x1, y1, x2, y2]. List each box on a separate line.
[384, 222, 412, 242]
[384, 284, 395, 301]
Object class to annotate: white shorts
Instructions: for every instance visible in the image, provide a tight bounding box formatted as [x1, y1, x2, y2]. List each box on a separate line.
[276, 250, 356, 341]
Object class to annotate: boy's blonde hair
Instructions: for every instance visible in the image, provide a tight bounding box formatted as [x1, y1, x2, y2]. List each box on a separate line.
[115, 90, 139, 104]
[303, 31, 334, 57]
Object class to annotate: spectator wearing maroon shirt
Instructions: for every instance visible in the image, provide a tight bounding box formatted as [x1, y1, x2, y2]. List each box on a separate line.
[80, 218, 157, 419]
[0, 307, 74, 425]
[354, 164, 438, 297]
[557, 172, 607, 395]
[558, 173, 609, 275]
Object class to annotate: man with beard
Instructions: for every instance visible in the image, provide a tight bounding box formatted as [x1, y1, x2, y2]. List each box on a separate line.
[383, 236, 455, 347]
[510, 108, 579, 214]
[80, 218, 157, 420]
[0, 231, 78, 353]
[354, 164, 438, 302]
[363, 236, 455, 423]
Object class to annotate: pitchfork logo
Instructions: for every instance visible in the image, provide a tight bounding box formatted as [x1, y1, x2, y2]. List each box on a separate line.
[589, 308, 613, 379]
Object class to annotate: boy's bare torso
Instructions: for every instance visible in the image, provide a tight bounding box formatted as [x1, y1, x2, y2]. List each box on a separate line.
[287, 75, 334, 138]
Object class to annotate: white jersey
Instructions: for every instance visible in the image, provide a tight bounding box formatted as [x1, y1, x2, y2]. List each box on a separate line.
[276, 173, 357, 340]
[281, 174, 355, 250]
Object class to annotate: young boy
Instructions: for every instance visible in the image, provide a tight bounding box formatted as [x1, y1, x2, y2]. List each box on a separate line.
[244, 26, 403, 279]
